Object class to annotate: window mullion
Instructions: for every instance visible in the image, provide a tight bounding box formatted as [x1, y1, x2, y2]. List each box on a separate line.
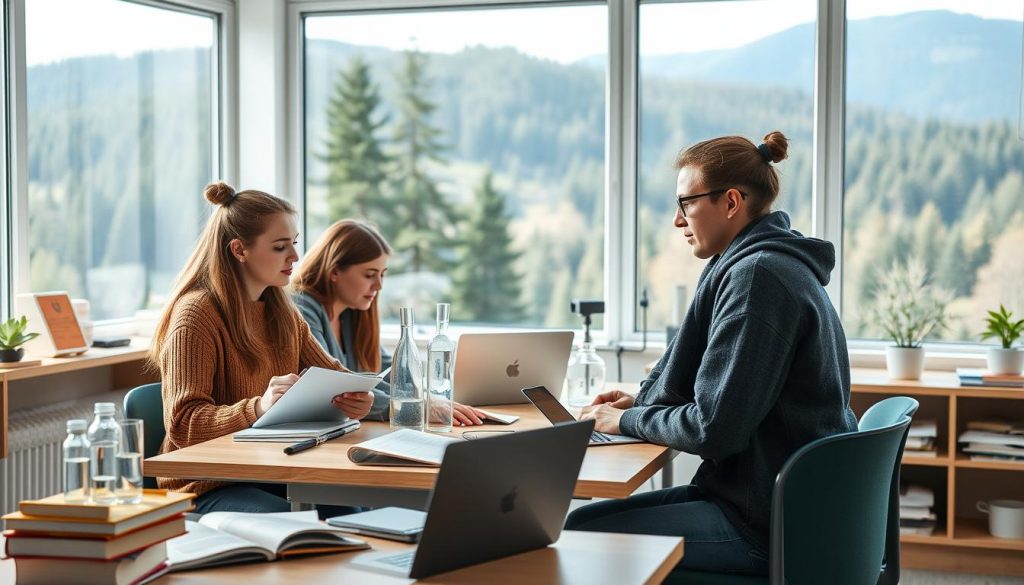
[813, 0, 845, 309]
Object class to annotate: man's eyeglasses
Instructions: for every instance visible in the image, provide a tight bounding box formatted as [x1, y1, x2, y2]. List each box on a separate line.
[676, 189, 727, 217]
[675, 189, 747, 217]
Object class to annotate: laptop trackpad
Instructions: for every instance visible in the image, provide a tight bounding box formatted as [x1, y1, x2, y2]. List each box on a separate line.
[352, 549, 418, 576]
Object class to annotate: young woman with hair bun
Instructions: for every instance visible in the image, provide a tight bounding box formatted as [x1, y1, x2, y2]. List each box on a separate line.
[149, 182, 373, 514]
[569, 131, 857, 575]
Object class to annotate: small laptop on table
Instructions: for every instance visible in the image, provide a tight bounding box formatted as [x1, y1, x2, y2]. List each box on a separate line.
[453, 331, 574, 406]
[352, 419, 594, 579]
[523, 385, 644, 446]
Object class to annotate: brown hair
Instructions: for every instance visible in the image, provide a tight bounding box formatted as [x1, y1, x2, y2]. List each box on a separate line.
[292, 219, 392, 372]
[149, 182, 298, 367]
[674, 131, 789, 217]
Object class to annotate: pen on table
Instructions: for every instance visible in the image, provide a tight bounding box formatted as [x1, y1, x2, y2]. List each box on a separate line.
[283, 424, 358, 455]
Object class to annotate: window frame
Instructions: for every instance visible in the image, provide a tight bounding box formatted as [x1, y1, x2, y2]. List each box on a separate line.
[5, 0, 236, 323]
[287, 0, 1006, 363]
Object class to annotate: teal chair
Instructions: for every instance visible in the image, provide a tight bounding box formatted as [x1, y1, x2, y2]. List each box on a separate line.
[123, 382, 165, 489]
[669, 396, 918, 585]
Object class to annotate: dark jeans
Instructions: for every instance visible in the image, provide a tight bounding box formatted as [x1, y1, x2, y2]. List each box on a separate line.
[565, 485, 768, 576]
[193, 482, 360, 519]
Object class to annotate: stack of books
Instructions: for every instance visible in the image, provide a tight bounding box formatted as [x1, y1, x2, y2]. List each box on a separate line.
[956, 369, 1024, 388]
[958, 420, 1024, 462]
[904, 419, 938, 458]
[2, 489, 194, 585]
[899, 484, 937, 536]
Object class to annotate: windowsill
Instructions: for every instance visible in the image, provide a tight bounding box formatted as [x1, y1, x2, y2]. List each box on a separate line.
[380, 326, 996, 372]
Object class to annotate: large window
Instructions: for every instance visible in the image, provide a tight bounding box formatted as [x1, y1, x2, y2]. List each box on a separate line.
[302, 5, 607, 329]
[636, 0, 816, 333]
[842, 2, 1024, 343]
[24, 0, 219, 320]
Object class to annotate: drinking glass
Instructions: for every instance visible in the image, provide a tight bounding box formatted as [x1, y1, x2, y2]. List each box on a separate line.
[116, 419, 144, 504]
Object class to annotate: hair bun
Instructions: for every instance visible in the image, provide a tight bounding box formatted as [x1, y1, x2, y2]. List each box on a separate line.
[760, 131, 790, 164]
[204, 182, 236, 206]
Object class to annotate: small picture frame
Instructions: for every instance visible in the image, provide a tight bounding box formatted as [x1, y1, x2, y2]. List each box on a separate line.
[16, 292, 89, 357]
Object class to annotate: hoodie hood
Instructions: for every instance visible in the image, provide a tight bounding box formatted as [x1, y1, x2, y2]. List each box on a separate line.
[711, 210, 835, 286]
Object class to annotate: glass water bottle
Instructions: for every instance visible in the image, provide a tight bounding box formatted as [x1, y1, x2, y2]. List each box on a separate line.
[427, 303, 455, 433]
[63, 419, 91, 503]
[87, 402, 122, 505]
[390, 307, 425, 431]
[566, 341, 606, 408]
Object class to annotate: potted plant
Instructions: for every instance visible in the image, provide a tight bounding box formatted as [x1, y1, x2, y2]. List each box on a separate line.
[980, 305, 1024, 375]
[0, 316, 40, 363]
[869, 258, 952, 380]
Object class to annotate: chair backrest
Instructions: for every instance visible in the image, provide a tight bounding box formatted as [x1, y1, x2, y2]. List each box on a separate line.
[770, 396, 918, 585]
[123, 382, 165, 489]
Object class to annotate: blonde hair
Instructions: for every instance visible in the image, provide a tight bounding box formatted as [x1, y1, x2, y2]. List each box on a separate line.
[292, 219, 392, 372]
[150, 182, 298, 367]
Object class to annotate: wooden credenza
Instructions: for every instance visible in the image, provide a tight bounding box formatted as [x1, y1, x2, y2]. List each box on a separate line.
[0, 339, 156, 458]
[849, 369, 1024, 577]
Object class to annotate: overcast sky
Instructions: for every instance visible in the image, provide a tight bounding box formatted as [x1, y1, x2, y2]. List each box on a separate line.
[26, 0, 1023, 66]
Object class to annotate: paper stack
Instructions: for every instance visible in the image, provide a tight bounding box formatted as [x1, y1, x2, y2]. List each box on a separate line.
[904, 419, 938, 458]
[1, 489, 194, 585]
[958, 420, 1024, 462]
[899, 484, 937, 536]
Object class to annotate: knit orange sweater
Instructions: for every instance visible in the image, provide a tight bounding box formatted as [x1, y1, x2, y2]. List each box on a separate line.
[156, 290, 343, 496]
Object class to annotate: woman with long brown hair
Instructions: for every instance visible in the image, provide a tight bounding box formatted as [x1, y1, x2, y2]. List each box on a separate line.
[293, 219, 487, 425]
[150, 183, 373, 514]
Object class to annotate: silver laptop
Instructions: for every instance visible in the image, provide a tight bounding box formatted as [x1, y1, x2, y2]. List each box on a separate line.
[352, 420, 593, 579]
[522, 385, 644, 446]
[453, 331, 574, 406]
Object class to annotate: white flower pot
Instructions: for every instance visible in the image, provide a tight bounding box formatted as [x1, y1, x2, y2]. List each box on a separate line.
[986, 348, 1024, 375]
[886, 346, 925, 380]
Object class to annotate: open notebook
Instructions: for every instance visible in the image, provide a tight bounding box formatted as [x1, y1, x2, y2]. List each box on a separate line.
[165, 510, 368, 572]
[347, 429, 462, 466]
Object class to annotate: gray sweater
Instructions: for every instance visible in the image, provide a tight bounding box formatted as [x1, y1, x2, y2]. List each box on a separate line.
[292, 292, 392, 421]
[619, 211, 857, 553]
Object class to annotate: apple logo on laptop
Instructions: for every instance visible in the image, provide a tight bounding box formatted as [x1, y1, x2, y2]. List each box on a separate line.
[501, 486, 518, 513]
[506, 360, 520, 378]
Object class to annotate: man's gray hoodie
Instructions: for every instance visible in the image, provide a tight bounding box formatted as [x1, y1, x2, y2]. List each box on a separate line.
[619, 210, 857, 553]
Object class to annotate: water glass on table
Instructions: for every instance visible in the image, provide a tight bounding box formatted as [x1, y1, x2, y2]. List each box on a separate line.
[116, 419, 144, 504]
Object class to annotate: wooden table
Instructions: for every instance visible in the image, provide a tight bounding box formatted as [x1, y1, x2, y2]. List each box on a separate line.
[0, 530, 683, 585]
[146, 401, 678, 509]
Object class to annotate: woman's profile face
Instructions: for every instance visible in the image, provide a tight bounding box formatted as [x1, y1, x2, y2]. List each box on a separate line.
[330, 254, 389, 311]
[237, 212, 300, 292]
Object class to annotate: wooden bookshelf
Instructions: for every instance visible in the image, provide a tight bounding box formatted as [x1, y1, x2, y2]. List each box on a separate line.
[851, 368, 1024, 577]
[0, 339, 155, 458]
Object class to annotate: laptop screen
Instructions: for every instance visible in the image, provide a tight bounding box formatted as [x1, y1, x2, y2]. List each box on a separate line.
[522, 386, 577, 424]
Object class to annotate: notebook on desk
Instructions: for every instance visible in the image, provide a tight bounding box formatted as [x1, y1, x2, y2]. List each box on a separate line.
[351, 420, 593, 579]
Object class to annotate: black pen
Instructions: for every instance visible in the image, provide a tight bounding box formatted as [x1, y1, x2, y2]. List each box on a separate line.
[284, 423, 359, 455]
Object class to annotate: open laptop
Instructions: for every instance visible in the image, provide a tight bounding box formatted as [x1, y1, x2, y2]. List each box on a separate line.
[523, 385, 644, 446]
[453, 331, 574, 406]
[352, 419, 593, 579]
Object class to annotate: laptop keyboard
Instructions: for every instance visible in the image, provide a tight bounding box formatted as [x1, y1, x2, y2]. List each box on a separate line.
[591, 431, 613, 443]
[378, 550, 415, 569]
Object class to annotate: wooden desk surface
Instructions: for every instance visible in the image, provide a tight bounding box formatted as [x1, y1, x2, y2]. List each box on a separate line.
[0, 531, 683, 585]
[147, 399, 672, 500]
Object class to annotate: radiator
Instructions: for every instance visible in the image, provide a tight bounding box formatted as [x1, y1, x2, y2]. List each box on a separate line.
[1, 391, 127, 516]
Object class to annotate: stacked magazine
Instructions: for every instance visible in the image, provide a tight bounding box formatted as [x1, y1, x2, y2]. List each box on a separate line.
[904, 419, 938, 458]
[957, 420, 1024, 462]
[899, 484, 937, 536]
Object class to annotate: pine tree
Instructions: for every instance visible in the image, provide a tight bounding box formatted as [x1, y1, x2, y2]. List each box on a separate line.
[321, 55, 389, 221]
[389, 49, 459, 273]
[452, 170, 525, 323]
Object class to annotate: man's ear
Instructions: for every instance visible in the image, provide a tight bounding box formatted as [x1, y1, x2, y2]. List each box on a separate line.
[229, 239, 247, 263]
[724, 188, 745, 220]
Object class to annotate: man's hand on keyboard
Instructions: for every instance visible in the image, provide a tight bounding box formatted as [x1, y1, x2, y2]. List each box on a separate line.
[579, 403, 625, 435]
